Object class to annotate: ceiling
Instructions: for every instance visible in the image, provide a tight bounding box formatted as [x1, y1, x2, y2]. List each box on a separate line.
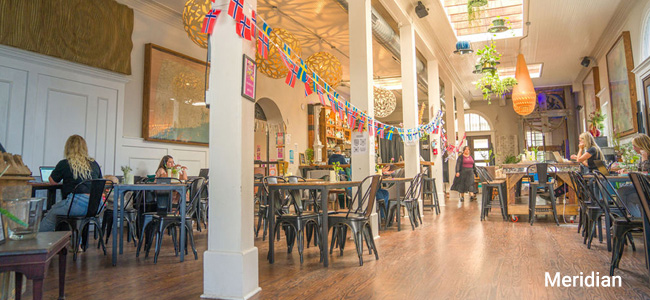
[151, 0, 625, 118]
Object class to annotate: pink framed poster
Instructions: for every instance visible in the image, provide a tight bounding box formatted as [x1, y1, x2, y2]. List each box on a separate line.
[241, 54, 256, 102]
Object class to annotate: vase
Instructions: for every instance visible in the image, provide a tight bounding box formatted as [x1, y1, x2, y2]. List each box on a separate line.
[124, 173, 134, 184]
[2, 198, 44, 240]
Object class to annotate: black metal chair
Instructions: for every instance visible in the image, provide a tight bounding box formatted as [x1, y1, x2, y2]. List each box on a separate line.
[386, 173, 423, 230]
[142, 178, 205, 263]
[476, 166, 507, 221]
[572, 172, 606, 249]
[273, 176, 322, 264]
[592, 171, 639, 253]
[402, 172, 425, 229]
[629, 172, 650, 278]
[55, 179, 111, 261]
[258, 176, 290, 241]
[568, 171, 596, 238]
[328, 175, 381, 266]
[526, 163, 559, 226]
[101, 189, 138, 246]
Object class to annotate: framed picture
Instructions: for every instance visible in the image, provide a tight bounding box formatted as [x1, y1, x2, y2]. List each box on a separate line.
[606, 31, 638, 137]
[582, 67, 601, 125]
[142, 43, 210, 145]
[0, 214, 5, 245]
[299, 153, 306, 165]
[241, 55, 257, 102]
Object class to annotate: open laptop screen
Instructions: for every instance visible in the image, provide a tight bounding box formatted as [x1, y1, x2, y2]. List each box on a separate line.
[39, 166, 55, 182]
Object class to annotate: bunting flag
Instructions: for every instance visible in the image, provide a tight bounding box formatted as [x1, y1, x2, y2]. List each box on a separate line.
[386, 127, 394, 140]
[261, 21, 272, 37]
[257, 30, 270, 59]
[236, 15, 252, 40]
[285, 63, 298, 88]
[227, 0, 244, 21]
[304, 79, 313, 97]
[297, 60, 308, 83]
[317, 88, 327, 106]
[251, 10, 256, 26]
[282, 43, 293, 58]
[201, 9, 221, 34]
[310, 73, 320, 92]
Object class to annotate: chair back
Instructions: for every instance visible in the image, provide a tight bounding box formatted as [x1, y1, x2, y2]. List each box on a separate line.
[346, 175, 381, 219]
[476, 166, 491, 183]
[403, 173, 423, 201]
[629, 172, 650, 221]
[186, 177, 206, 217]
[525, 163, 557, 184]
[286, 176, 307, 212]
[263, 176, 288, 213]
[593, 171, 631, 222]
[70, 179, 111, 218]
[568, 171, 588, 206]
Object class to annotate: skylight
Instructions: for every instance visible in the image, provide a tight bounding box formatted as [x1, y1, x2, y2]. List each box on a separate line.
[440, 0, 524, 42]
[498, 63, 543, 79]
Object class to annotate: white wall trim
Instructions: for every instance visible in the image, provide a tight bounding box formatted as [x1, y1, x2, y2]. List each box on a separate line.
[117, 0, 183, 29]
[0, 45, 130, 84]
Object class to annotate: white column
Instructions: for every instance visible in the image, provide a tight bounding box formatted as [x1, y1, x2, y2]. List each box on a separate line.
[202, 0, 260, 299]
[444, 80, 456, 190]
[349, 0, 378, 237]
[456, 92, 465, 148]
[400, 24, 420, 179]
[427, 60, 444, 201]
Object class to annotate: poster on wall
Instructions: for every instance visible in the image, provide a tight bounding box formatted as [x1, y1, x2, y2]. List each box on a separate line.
[352, 132, 367, 154]
[241, 55, 256, 102]
[606, 31, 638, 137]
[277, 146, 284, 159]
[269, 165, 277, 176]
[582, 67, 600, 126]
[276, 132, 285, 147]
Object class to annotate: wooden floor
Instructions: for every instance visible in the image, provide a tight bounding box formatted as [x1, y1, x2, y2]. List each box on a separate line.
[31, 194, 650, 299]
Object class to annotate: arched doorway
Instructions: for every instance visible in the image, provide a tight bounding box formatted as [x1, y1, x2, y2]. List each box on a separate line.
[254, 98, 285, 175]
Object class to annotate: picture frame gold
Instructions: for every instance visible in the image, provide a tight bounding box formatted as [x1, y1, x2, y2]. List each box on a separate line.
[606, 31, 638, 137]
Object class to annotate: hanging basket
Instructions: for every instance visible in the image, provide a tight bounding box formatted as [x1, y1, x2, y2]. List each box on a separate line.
[468, 0, 488, 8]
[487, 18, 509, 33]
[454, 41, 474, 55]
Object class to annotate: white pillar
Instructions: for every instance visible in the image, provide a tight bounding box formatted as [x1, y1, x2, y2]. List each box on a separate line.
[203, 0, 260, 299]
[400, 24, 420, 179]
[456, 93, 465, 148]
[444, 80, 456, 190]
[349, 0, 378, 237]
[427, 60, 445, 201]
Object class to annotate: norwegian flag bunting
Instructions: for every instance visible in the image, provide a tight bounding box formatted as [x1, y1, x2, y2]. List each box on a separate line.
[285, 63, 298, 88]
[304, 79, 313, 97]
[236, 15, 252, 40]
[257, 31, 270, 59]
[228, 0, 244, 22]
[201, 9, 221, 34]
[317, 88, 327, 106]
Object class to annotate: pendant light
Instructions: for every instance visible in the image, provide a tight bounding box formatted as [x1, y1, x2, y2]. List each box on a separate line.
[511, 53, 536, 115]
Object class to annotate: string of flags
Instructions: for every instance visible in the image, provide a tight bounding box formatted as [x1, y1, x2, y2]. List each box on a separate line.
[202, 0, 463, 155]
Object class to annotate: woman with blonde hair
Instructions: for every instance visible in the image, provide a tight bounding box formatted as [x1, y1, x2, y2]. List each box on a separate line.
[616, 134, 650, 217]
[40, 135, 103, 231]
[570, 132, 604, 172]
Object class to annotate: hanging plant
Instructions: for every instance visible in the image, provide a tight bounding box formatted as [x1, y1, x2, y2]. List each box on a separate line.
[467, 0, 488, 25]
[476, 42, 501, 71]
[475, 42, 517, 103]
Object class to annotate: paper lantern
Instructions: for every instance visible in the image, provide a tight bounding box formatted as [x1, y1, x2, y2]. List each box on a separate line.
[256, 29, 302, 79]
[305, 52, 343, 88]
[374, 87, 397, 118]
[182, 0, 211, 48]
[511, 54, 536, 115]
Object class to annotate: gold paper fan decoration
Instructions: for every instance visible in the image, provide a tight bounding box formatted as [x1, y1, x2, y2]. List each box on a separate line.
[256, 29, 302, 79]
[182, 0, 211, 48]
[305, 52, 342, 88]
[374, 86, 397, 118]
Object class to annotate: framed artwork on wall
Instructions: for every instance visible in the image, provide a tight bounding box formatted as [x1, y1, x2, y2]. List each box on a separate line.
[142, 43, 210, 145]
[606, 31, 638, 137]
[241, 55, 257, 102]
[582, 67, 601, 125]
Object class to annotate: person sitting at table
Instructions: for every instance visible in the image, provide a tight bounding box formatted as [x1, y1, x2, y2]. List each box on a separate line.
[155, 155, 188, 180]
[451, 146, 477, 202]
[616, 134, 650, 217]
[328, 147, 347, 170]
[40, 135, 103, 232]
[570, 132, 604, 172]
[376, 165, 399, 218]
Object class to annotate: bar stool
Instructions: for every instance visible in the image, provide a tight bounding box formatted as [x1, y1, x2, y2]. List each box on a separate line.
[527, 163, 559, 226]
[423, 176, 440, 215]
[476, 166, 507, 221]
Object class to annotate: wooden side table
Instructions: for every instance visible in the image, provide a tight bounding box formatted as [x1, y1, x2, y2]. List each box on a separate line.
[0, 232, 70, 300]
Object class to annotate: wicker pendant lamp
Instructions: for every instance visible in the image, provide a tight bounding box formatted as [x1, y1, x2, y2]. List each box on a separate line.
[182, 0, 211, 48]
[511, 55, 536, 115]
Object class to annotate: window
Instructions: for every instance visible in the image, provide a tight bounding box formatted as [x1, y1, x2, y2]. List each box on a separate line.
[464, 113, 491, 132]
[526, 130, 545, 161]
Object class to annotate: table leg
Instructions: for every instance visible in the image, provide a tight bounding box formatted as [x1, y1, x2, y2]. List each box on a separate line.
[643, 214, 650, 273]
[119, 189, 125, 255]
[112, 190, 120, 266]
[15, 272, 22, 300]
[397, 184, 402, 231]
[268, 188, 276, 264]
[32, 278, 43, 300]
[321, 187, 329, 267]
[58, 248, 67, 300]
[180, 187, 186, 262]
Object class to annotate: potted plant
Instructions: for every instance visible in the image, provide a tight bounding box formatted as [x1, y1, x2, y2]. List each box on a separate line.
[121, 165, 133, 184]
[587, 110, 605, 137]
[467, 0, 488, 24]
[305, 148, 314, 164]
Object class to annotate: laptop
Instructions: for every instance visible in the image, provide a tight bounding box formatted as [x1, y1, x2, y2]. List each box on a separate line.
[552, 151, 570, 163]
[593, 160, 610, 175]
[39, 166, 55, 183]
[198, 168, 209, 179]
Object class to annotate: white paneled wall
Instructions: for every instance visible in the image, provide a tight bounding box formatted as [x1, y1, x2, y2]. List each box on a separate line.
[0, 45, 209, 177]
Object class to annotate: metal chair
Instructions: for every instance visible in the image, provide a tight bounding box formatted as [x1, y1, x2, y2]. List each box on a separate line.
[476, 166, 507, 221]
[526, 163, 559, 226]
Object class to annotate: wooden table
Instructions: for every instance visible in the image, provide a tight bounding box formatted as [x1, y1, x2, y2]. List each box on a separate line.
[111, 183, 188, 266]
[502, 162, 581, 218]
[381, 177, 413, 231]
[267, 180, 360, 267]
[0, 232, 70, 300]
[29, 183, 62, 211]
[298, 164, 351, 178]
